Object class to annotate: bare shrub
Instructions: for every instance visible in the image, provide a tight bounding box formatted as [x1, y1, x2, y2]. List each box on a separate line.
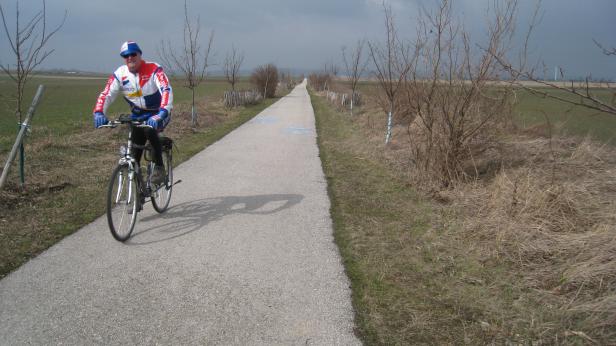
[250, 63, 278, 98]
[308, 72, 330, 91]
[279, 71, 297, 91]
[401, 0, 518, 186]
[223, 45, 244, 92]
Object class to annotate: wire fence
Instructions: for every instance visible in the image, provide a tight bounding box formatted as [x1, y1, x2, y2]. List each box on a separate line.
[325, 91, 362, 110]
[223, 90, 263, 108]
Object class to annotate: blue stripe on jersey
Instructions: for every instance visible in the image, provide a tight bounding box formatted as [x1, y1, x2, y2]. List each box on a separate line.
[143, 91, 162, 110]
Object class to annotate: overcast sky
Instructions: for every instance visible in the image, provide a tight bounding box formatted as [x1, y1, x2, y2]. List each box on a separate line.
[0, 0, 614, 79]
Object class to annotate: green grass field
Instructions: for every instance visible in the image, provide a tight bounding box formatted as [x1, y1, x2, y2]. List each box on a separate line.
[0, 75, 254, 154]
[353, 81, 616, 144]
[514, 88, 616, 142]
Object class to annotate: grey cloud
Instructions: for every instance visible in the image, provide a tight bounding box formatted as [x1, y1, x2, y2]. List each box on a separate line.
[0, 0, 613, 78]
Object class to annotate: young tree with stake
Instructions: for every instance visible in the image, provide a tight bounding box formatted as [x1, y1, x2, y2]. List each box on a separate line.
[158, 0, 214, 127]
[224, 45, 244, 92]
[342, 39, 368, 116]
[0, 0, 65, 188]
[368, 2, 412, 144]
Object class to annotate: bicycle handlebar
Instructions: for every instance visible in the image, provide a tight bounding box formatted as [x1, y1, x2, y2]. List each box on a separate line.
[98, 115, 153, 129]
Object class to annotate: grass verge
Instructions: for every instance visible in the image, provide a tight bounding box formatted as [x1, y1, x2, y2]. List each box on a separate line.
[0, 91, 283, 279]
[311, 91, 614, 344]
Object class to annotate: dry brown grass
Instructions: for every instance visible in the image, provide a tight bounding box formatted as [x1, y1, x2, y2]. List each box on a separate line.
[318, 86, 616, 343]
[452, 135, 616, 341]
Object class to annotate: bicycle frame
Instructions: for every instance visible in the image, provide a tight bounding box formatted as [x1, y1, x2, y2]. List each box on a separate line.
[102, 115, 176, 241]
[102, 119, 155, 205]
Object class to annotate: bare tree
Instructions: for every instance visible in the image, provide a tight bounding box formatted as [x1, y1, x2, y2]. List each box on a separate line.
[368, 1, 413, 144]
[251, 64, 278, 99]
[342, 39, 368, 115]
[485, 1, 616, 116]
[307, 72, 330, 91]
[223, 44, 244, 91]
[403, 0, 519, 185]
[0, 0, 66, 123]
[594, 39, 616, 57]
[496, 47, 616, 116]
[158, 0, 214, 127]
[279, 70, 296, 90]
[323, 61, 339, 92]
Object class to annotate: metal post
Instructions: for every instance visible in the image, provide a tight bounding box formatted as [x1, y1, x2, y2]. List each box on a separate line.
[0, 85, 45, 190]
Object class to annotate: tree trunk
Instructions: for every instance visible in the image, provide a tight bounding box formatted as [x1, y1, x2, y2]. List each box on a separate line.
[385, 101, 393, 144]
[191, 88, 196, 127]
[264, 79, 268, 99]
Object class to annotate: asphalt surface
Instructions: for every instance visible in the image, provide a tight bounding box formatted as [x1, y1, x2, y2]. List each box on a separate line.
[0, 81, 360, 345]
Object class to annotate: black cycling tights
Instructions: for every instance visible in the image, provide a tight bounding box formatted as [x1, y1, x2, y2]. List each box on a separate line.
[131, 126, 163, 166]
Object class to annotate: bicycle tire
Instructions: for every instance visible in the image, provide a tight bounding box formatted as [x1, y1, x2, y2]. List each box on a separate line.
[106, 164, 138, 241]
[151, 149, 173, 213]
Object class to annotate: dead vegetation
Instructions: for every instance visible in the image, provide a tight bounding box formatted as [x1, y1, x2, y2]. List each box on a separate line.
[315, 0, 615, 342]
[315, 0, 615, 332]
[454, 135, 616, 341]
[250, 63, 279, 99]
[315, 83, 616, 342]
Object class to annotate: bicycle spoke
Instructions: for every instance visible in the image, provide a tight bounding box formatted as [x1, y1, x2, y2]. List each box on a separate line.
[107, 164, 138, 241]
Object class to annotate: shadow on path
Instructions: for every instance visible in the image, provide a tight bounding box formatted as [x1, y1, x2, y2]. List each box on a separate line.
[127, 194, 304, 245]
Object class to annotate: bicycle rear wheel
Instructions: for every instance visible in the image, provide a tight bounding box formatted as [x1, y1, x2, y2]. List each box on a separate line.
[107, 164, 138, 241]
[152, 149, 173, 213]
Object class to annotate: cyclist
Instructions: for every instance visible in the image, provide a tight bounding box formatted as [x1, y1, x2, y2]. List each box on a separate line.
[93, 41, 173, 185]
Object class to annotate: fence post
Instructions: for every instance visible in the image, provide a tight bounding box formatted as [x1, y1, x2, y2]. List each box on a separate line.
[351, 97, 354, 116]
[0, 85, 45, 190]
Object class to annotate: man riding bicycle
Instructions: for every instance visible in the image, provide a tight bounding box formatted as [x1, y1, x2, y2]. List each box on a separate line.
[93, 41, 173, 185]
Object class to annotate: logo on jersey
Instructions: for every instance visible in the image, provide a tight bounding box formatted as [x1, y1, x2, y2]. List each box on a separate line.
[127, 90, 143, 97]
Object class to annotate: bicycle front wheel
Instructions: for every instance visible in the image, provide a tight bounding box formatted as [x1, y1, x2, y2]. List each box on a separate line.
[152, 149, 173, 213]
[107, 164, 138, 241]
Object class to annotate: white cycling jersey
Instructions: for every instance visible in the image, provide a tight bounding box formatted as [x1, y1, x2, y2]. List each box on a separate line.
[94, 61, 173, 116]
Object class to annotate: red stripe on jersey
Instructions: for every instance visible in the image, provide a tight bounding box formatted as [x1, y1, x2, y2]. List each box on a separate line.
[161, 90, 169, 109]
[156, 68, 171, 108]
[93, 75, 116, 113]
[138, 62, 158, 88]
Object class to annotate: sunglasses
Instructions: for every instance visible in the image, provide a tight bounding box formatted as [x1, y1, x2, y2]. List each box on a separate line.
[122, 52, 138, 58]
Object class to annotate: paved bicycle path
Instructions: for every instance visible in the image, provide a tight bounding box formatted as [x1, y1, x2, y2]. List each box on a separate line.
[0, 81, 360, 345]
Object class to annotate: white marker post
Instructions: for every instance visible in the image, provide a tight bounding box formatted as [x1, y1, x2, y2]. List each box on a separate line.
[385, 110, 393, 144]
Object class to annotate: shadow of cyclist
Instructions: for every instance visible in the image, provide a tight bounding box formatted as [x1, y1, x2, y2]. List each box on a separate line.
[127, 194, 304, 245]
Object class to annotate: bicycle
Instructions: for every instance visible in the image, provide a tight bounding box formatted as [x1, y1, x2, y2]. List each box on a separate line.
[100, 114, 178, 241]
